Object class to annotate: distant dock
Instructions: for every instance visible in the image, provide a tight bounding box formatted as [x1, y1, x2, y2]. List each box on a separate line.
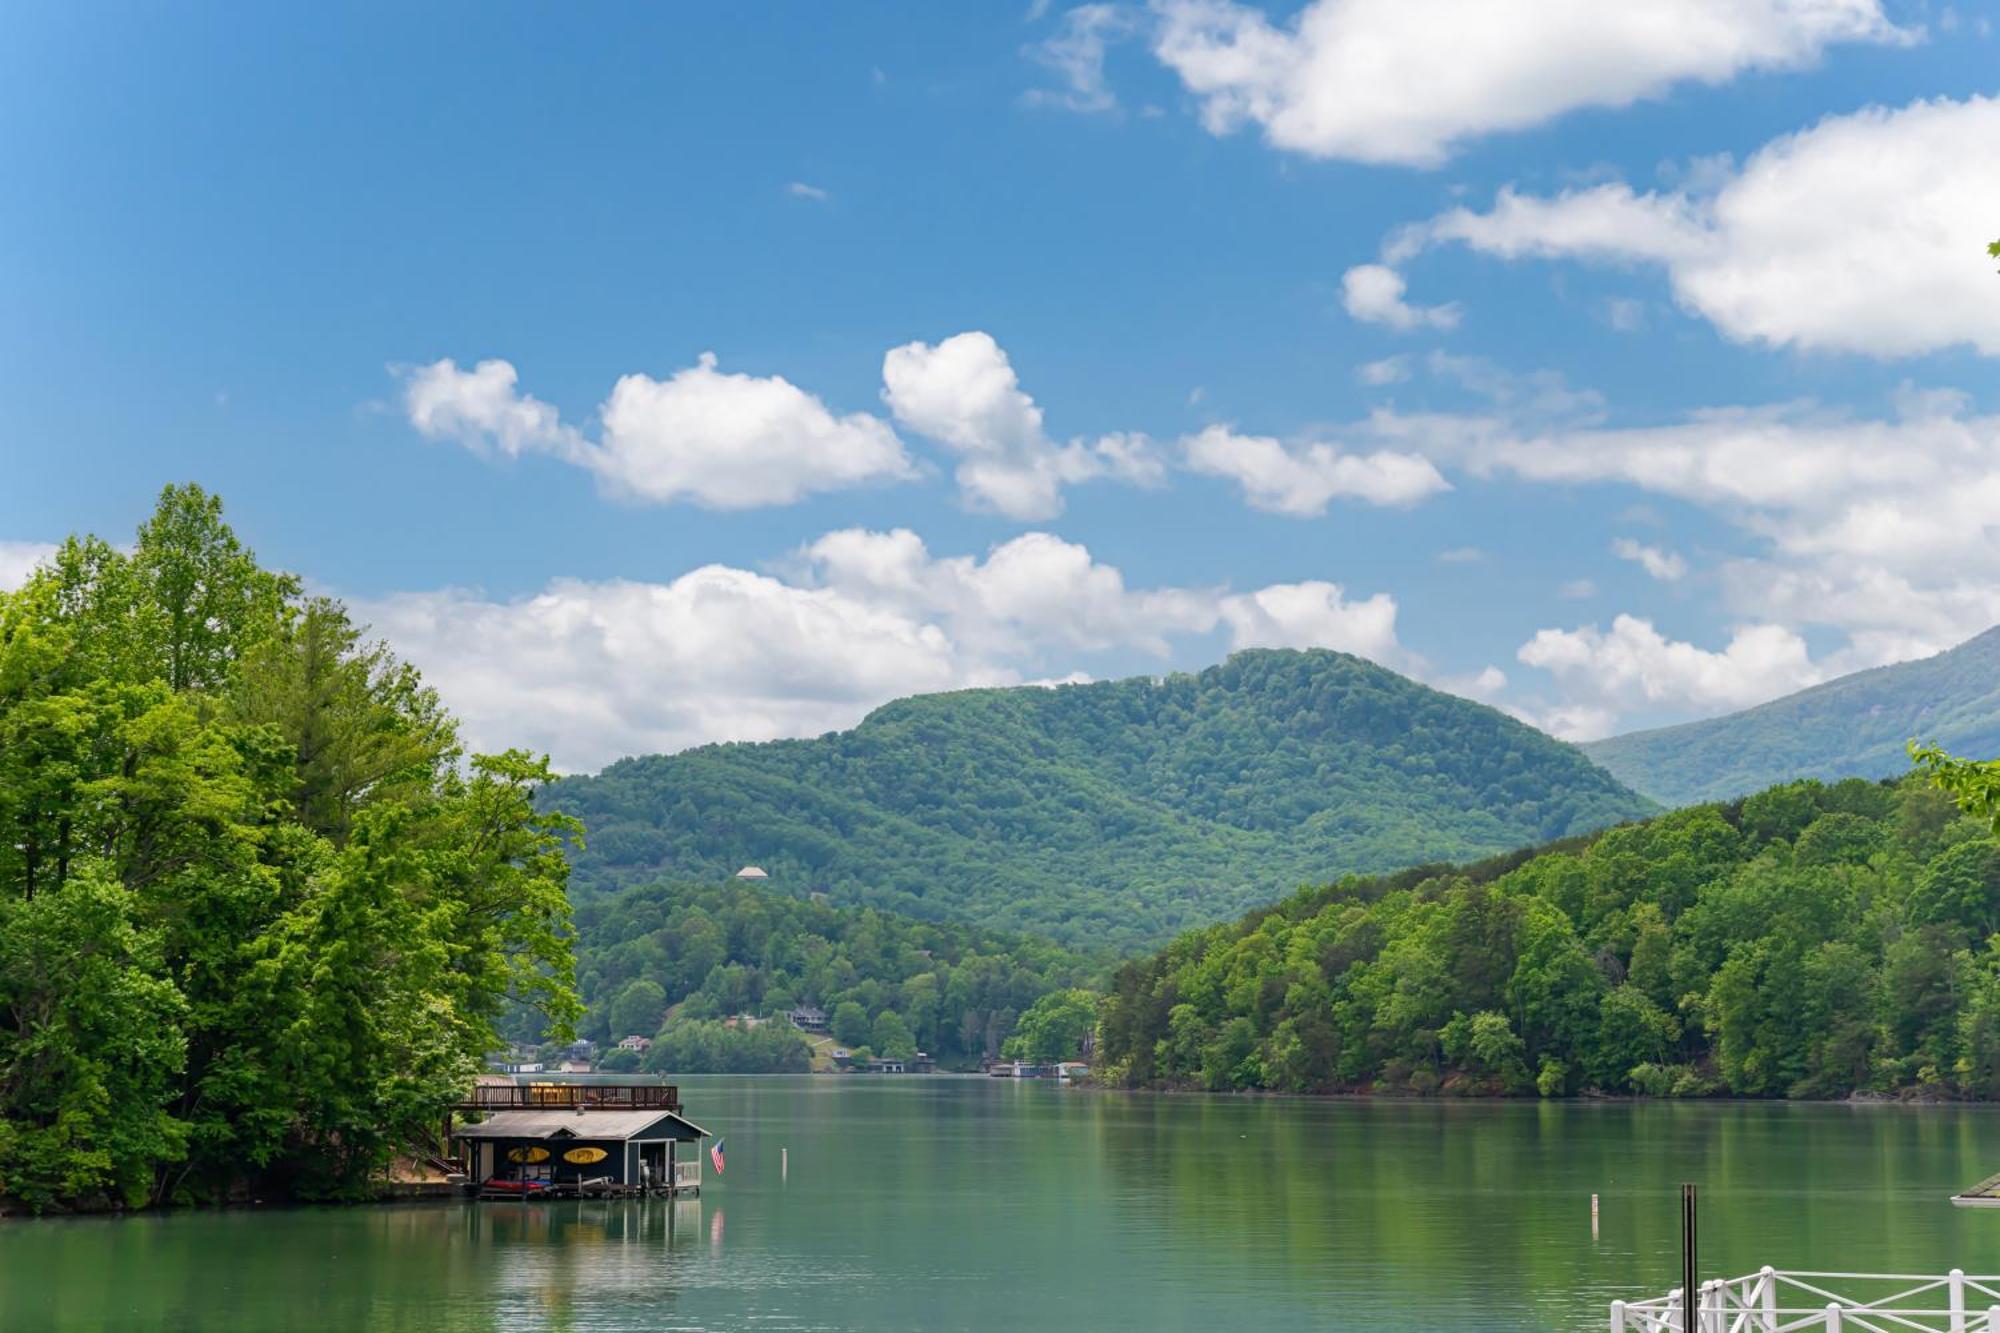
[1953, 1171, 2000, 1208]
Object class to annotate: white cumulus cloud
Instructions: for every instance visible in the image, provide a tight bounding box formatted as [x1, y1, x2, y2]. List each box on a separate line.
[1387, 95, 2000, 357]
[802, 527, 1217, 658]
[1150, 0, 1903, 166]
[1611, 538, 1687, 582]
[1341, 264, 1459, 331]
[1184, 423, 1450, 516]
[1325, 381, 2000, 733]
[400, 354, 915, 509]
[595, 355, 914, 507]
[357, 568, 977, 772]
[1516, 615, 1823, 739]
[402, 358, 580, 459]
[1217, 580, 1404, 663]
[360, 528, 1413, 771]
[882, 331, 1163, 519]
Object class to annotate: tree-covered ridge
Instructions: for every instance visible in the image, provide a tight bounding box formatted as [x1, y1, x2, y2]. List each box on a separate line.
[1582, 626, 2000, 807]
[0, 486, 577, 1211]
[1098, 772, 2000, 1100]
[575, 878, 1097, 1071]
[550, 650, 1654, 949]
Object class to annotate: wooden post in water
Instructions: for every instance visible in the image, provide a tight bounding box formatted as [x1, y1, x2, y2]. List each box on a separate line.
[1680, 1183, 1698, 1333]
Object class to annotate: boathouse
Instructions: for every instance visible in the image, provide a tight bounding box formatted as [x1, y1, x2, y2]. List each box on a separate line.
[451, 1082, 708, 1198]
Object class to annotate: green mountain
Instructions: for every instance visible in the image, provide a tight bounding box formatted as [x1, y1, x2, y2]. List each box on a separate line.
[1097, 772, 2000, 1100]
[547, 649, 1654, 950]
[1583, 627, 2000, 807]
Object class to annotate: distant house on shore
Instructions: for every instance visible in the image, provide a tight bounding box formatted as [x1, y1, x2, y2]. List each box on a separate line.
[833, 1050, 936, 1075]
[558, 1059, 592, 1074]
[787, 1004, 829, 1033]
[734, 865, 768, 881]
[617, 1035, 652, 1053]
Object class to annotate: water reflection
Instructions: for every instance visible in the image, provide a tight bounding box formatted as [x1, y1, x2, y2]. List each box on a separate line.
[10, 1079, 2000, 1331]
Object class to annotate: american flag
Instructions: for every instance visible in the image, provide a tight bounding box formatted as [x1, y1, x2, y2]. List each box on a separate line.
[709, 1137, 726, 1176]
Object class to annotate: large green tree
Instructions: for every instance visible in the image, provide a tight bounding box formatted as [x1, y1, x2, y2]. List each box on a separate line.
[1002, 989, 1099, 1063]
[0, 485, 579, 1211]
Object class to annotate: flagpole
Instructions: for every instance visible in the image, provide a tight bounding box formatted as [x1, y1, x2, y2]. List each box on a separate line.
[1680, 1182, 1697, 1333]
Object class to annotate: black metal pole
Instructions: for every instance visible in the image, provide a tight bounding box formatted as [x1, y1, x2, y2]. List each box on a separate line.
[1681, 1182, 1698, 1332]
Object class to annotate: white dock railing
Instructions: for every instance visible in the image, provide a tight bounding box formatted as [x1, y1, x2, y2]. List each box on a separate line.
[671, 1156, 702, 1191]
[1613, 1268, 2000, 1332]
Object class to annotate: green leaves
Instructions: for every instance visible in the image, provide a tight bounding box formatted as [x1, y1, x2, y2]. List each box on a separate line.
[547, 647, 1653, 952]
[570, 875, 1096, 1068]
[1101, 767, 2000, 1100]
[0, 866, 188, 1211]
[0, 486, 580, 1210]
[999, 988, 1097, 1063]
[133, 483, 296, 693]
[1912, 741, 2000, 833]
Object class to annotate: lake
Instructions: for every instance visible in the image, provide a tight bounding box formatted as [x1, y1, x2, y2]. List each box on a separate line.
[9, 1076, 2000, 1330]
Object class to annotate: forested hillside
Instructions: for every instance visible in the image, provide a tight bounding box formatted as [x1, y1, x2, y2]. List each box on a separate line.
[549, 650, 1653, 949]
[574, 879, 1096, 1070]
[1098, 772, 2000, 1100]
[1584, 628, 2000, 806]
[0, 487, 577, 1212]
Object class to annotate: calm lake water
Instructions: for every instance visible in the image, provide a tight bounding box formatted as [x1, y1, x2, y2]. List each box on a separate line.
[10, 1076, 2000, 1330]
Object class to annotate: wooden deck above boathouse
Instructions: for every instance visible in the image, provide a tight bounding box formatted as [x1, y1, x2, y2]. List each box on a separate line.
[455, 1081, 681, 1113]
[450, 1080, 707, 1200]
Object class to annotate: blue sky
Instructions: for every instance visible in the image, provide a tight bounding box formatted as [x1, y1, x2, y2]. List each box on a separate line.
[4, 1, 1998, 769]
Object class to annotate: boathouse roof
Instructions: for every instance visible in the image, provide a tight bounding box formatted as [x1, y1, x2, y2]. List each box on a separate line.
[456, 1108, 709, 1142]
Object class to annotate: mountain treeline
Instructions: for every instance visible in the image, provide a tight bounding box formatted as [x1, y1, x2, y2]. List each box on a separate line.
[1583, 627, 2000, 806]
[1099, 772, 2000, 1100]
[0, 486, 577, 1212]
[574, 878, 1097, 1070]
[549, 651, 1654, 951]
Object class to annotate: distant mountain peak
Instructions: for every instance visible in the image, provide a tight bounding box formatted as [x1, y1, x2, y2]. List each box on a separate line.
[1582, 625, 2000, 806]
[550, 650, 1653, 950]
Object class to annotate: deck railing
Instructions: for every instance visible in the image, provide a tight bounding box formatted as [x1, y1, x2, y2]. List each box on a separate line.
[1613, 1268, 2000, 1332]
[671, 1157, 702, 1191]
[456, 1083, 680, 1112]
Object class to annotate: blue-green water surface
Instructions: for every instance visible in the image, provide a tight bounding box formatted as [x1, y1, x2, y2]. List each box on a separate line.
[8, 1076, 2000, 1330]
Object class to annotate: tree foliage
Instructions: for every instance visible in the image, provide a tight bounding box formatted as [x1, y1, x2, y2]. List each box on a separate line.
[570, 877, 1096, 1070]
[0, 486, 578, 1210]
[1099, 772, 2000, 1100]
[644, 1019, 813, 1074]
[1002, 989, 1100, 1063]
[550, 650, 1653, 950]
